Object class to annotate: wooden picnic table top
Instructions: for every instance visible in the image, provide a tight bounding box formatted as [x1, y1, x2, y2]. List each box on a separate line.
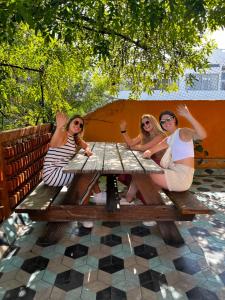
[63, 142, 163, 174]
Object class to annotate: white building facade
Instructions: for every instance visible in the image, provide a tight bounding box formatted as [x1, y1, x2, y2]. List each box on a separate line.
[118, 49, 225, 100]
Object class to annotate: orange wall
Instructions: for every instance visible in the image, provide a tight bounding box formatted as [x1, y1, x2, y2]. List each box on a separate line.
[84, 100, 225, 159]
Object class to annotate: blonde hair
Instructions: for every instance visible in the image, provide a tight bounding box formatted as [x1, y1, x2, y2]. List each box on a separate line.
[140, 114, 165, 144]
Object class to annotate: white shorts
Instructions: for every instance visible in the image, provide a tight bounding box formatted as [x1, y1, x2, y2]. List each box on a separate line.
[164, 163, 195, 192]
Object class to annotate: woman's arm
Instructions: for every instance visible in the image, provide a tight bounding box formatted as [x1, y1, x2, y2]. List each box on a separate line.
[143, 138, 168, 158]
[177, 105, 207, 141]
[130, 134, 165, 151]
[80, 139, 93, 157]
[120, 120, 141, 147]
[50, 112, 68, 147]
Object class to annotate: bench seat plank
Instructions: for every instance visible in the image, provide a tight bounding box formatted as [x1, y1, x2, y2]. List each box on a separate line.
[163, 190, 214, 215]
[20, 204, 195, 222]
[15, 181, 61, 211]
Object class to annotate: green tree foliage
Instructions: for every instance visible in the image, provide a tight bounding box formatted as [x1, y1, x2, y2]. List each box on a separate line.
[0, 24, 113, 129]
[1, 0, 225, 96]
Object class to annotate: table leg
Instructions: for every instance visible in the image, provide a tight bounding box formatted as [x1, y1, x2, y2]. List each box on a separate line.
[37, 173, 100, 246]
[106, 175, 119, 212]
[63, 172, 100, 205]
[157, 221, 184, 246]
[132, 174, 184, 246]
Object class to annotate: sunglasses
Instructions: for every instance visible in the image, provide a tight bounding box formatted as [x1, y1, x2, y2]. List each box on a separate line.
[141, 120, 150, 127]
[160, 116, 174, 125]
[74, 120, 84, 129]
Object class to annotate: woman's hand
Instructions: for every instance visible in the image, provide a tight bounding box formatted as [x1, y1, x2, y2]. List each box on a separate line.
[120, 120, 127, 132]
[177, 105, 207, 140]
[56, 112, 68, 129]
[84, 148, 93, 157]
[177, 105, 192, 120]
[143, 149, 152, 159]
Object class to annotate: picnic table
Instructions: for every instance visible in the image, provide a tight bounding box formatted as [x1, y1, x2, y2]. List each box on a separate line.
[62, 142, 186, 245]
[16, 142, 214, 246]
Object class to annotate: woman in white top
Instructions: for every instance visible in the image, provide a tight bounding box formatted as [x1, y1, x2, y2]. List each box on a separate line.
[143, 105, 207, 191]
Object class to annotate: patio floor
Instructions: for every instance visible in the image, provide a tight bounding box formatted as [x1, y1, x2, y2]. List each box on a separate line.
[0, 172, 225, 299]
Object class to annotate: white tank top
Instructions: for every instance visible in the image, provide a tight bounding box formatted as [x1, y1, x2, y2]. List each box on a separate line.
[167, 129, 194, 161]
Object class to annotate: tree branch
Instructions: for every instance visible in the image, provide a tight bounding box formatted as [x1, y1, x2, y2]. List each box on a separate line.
[81, 24, 148, 50]
[0, 62, 43, 73]
[0, 110, 8, 118]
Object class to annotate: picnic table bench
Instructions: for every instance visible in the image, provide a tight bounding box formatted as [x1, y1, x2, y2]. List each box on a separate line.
[15, 142, 214, 246]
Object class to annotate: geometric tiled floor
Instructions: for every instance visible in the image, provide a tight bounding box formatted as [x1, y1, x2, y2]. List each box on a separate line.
[0, 175, 225, 299]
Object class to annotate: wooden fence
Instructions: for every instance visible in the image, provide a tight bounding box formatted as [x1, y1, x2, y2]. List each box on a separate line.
[0, 124, 52, 221]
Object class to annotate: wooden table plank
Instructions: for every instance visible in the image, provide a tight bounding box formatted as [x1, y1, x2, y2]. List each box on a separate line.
[103, 143, 124, 174]
[63, 142, 95, 173]
[131, 149, 163, 173]
[63, 142, 163, 175]
[24, 205, 195, 222]
[117, 143, 144, 173]
[82, 142, 105, 173]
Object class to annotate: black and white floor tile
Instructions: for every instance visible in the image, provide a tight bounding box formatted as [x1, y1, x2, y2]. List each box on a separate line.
[0, 173, 225, 299]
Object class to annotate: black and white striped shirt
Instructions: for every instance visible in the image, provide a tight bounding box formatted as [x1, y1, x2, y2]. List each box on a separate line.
[42, 134, 76, 186]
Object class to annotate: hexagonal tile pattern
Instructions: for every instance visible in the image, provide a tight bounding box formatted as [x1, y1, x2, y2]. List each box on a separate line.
[131, 225, 151, 237]
[77, 226, 92, 237]
[134, 244, 158, 260]
[100, 234, 122, 247]
[102, 221, 120, 228]
[64, 244, 88, 259]
[188, 227, 210, 238]
[211, 219, 225, 228]
[21, 256, 49, 273]
[54, 269, 84, 291]
[139, 269, 167, 292]
[173, 256, 201, 275]
[1, 174, 225, 300]
[36, 236, 57, 247]
[96, 286, 127, 300]
[99, 255, 124, 274]
[186, 286, 219, 300]
[3, 286, 36, 299]
[219, 271, 225, 285]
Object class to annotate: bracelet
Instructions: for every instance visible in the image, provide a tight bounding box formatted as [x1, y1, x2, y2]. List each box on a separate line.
[121, 130, 126, 133]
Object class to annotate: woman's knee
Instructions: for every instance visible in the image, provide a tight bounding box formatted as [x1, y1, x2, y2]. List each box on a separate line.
[149, 173, 168, 189]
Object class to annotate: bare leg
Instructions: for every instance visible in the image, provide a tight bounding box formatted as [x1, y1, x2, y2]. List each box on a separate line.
[150, 173, 169, 190]
[126, 180, 138, 202]
[132, 174, 163, 205]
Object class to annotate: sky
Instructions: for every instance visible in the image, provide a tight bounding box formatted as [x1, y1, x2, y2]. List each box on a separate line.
[211, 29, 225, 49]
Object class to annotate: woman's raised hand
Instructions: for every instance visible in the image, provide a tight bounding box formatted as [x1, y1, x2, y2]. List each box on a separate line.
[120, 120, 127, 132]
[176, 105, 192, 119]
[56, 112, 68, 129]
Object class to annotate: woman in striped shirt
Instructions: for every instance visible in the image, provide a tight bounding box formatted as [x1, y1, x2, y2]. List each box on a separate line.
[43, 112, 92, 187]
